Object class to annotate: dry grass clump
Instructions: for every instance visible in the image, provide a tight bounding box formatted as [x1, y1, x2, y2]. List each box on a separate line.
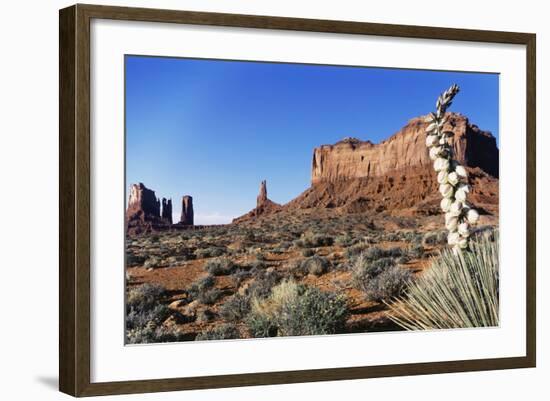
[388, 233, 499, 330]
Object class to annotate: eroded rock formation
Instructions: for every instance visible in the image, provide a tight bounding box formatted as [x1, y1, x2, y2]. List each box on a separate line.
[126, 183, 168, 234]
[161, 198, 173, 224]
[257, 180, 268, 206]
[311, 113, 498, 185]
[233, 180, 282, 223]
[287, 113, 499, 216]
[180, 195, 194, 226]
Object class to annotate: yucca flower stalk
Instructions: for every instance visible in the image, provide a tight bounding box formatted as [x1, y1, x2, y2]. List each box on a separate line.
[425, 84, 479, 252]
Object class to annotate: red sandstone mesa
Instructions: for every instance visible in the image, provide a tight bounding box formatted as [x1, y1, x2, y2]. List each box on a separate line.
[311, 113, 498, 185]
[288, 113, 499, 216]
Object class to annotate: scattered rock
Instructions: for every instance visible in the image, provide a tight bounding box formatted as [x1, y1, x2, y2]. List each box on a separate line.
[181, 300, 200, 317]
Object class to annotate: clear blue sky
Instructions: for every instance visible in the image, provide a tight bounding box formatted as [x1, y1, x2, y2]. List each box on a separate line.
[125, 55, 499, 224]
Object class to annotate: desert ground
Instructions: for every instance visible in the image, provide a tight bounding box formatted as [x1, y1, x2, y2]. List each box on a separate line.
[125, 209, 497, 343]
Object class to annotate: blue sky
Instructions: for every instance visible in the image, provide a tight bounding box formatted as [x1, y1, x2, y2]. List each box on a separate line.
[126, 56, 499, 224]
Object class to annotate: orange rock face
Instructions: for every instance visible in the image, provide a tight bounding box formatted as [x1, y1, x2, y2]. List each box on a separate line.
[311, 113, 498, 185]
[126, 183, 171, 235]
[286, 113, 499, 217]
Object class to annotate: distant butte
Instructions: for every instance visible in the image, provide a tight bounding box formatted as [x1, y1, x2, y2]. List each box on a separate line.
[125, 184, 195, 234]
[126, 183, 172, 235]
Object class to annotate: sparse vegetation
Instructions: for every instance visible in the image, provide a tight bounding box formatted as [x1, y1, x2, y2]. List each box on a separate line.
[205, 257, 235, 276]
[220, 294, 251, 322]
[301, 255, 330, 276]
[195, 324, 241, 341]
[246, 279, 348, 337]
[188, 275, 215, 299]
[198, 288, 223, 305]
[362, 266, 413, 302]
[195, 246, 225, 259]
[125, 207, 498, 343]
[126, 284, 173, 344]
[351, 254, 412, 302]
[423, 230, 447, 246]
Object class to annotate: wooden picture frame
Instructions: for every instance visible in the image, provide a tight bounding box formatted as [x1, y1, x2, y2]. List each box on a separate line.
[59, 3, 536, 397]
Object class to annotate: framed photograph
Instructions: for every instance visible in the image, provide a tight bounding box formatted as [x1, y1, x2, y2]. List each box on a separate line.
[59, 4, 536, 397]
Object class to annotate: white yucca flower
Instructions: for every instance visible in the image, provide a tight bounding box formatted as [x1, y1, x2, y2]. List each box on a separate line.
[423, 84, 479, 252]
[455, 184, 469, 202]
[458, 222, 470, 237]
[447, 171, 459, 186]
[446, 216, 458, 231]
[449, 200, 463, 217]
[455, 165, 468, 178]
[439, 184, 453, 198]
[467, 208, 480, 224]
[440, 197, 452, 212]
[447, 231, 460, 245]
[426, 135, 438, 147]
[434, 158, 450, 172]
[437, 171, 448, 184]
[427, 122, 438, 132]
[429, 146, 441, 160]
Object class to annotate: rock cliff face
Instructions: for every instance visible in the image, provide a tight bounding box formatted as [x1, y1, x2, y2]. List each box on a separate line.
[180, 196, 194, 226]
[161, 198, 173, 224]
[126, 183, 168, 234]
[126, 184, 194, 234]
[127, 183, 160, 219]
[311, 113, 498, 185]
[283, 113, 499, 217]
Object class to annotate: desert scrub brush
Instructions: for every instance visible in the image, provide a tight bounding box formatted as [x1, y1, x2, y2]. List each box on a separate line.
[425, 84, 480, 252]
[387, 232, 499, 330]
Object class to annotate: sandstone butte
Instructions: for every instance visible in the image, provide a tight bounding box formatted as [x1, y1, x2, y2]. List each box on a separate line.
[284, 112, 499, 216]
[311, 112, 498, 184]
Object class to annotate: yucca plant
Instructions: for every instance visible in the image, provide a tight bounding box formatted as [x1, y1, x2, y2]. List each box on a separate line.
[387, 232, 499, 330]
[425, 84, 480, 252]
